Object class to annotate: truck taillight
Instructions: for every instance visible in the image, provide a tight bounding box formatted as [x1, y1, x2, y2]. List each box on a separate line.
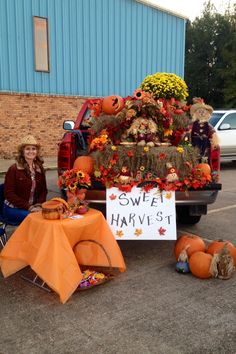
[57, 140, 75, 175]
[211, 147, 220, 171]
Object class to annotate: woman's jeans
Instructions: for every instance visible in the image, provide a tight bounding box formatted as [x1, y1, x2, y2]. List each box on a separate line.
[3, 203, 29, 223]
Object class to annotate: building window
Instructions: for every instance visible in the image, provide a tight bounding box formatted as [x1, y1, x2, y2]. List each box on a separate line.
[33, 16, 50, 72]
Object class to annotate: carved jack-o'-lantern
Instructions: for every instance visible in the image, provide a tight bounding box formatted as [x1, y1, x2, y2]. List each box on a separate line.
[102, 95, 124, 115]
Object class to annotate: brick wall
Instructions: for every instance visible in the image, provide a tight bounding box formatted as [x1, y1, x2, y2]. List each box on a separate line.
[0, 92, 87, 158]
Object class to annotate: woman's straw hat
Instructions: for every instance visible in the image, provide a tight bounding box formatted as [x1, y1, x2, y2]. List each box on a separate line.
[18, 135, 40, 149]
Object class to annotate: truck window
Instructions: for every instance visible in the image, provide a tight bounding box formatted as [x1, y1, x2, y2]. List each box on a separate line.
[209, 113, 224, 127]
[80, 108, 93, 129]
[219, 113, 236, 130]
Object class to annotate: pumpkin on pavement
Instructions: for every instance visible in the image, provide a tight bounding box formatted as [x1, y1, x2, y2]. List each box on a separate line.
[174, 234, 206, 261]
[207, 240, 236, 266]
[189, 251, 213, 279]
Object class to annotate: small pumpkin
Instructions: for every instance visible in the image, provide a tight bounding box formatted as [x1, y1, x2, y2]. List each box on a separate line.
[77, 204, 89, 215]
[102, 95, 124, 115]
[207, 239, 236, 266]
[189, 251, 213, 279]
[174, 235, 206, 261]
[73, 155, 94, 175]
[195, 163, 211, 176]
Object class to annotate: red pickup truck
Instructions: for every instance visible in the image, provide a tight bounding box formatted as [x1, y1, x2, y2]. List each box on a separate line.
[58, 100, 222, 225]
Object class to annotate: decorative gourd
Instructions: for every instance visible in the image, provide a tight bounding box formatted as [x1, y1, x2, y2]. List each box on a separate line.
[174, 235, 206, 261]
[207, 240, 236, 266]
[175, 247, 190, 273]
[189, 251, 213, 279]
[77, 204, 89, 215]
[102, 95, 124, 115]
[73, 156, 94, 175]
[175, 261, 190, 274]
[195, 163, 211, 176]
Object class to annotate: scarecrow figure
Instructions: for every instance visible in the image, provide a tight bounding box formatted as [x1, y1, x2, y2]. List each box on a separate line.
[165, 163, 179, 183]
[209, 245, 235, 280]
[121, 117, 159, 146]
[118, 166, 132, 185]
[190, 98, 219, 164]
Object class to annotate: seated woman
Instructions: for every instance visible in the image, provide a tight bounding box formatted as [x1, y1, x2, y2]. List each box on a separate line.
[3, 135, 48, 223]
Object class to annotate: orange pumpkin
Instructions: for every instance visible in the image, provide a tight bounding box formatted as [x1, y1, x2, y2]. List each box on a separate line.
[174, 234, 206, 261]
[189, 251, 213, 279]
[195, 163, 211, 176]
[207, 240, 236, 266]
[102, 95, 124, 115]
[73, 156, 94, 175]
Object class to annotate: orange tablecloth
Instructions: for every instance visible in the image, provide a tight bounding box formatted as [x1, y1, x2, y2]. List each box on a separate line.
[0, 209, 126, 303]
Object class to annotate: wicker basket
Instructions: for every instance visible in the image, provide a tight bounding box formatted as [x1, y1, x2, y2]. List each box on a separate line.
[42, 198, 69, 220]
[73, 239, 116, 291]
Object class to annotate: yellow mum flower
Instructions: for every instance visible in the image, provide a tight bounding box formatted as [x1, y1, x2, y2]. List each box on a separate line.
[140, 72, 188, 100]
[177, 147, 184, 153]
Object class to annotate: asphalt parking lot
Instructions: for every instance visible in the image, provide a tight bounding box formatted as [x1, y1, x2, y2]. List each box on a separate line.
[0, 162, 236, 354]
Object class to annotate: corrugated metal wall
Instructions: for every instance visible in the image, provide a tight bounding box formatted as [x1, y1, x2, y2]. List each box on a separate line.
[0, 0, 186, 97]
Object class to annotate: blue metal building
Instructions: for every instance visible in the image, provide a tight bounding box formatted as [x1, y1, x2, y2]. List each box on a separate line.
[0, 0, 187, 97]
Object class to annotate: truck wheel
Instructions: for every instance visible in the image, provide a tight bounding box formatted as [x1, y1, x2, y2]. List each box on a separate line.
[176, 206, 201, 225]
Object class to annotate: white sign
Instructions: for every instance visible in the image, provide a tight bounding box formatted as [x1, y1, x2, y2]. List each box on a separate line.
[106, 187, 176, 240]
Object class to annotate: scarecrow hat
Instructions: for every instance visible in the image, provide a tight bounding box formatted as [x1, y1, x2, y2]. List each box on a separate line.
[190, 97, 213, 117]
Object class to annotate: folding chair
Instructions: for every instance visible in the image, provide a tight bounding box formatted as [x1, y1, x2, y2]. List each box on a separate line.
[0, 225, 6, 248]
[0, 184, 21, 247]
[0, 184, 51, 291]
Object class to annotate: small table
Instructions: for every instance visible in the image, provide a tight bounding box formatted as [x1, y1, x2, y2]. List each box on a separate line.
[0, 209, 126, 303]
